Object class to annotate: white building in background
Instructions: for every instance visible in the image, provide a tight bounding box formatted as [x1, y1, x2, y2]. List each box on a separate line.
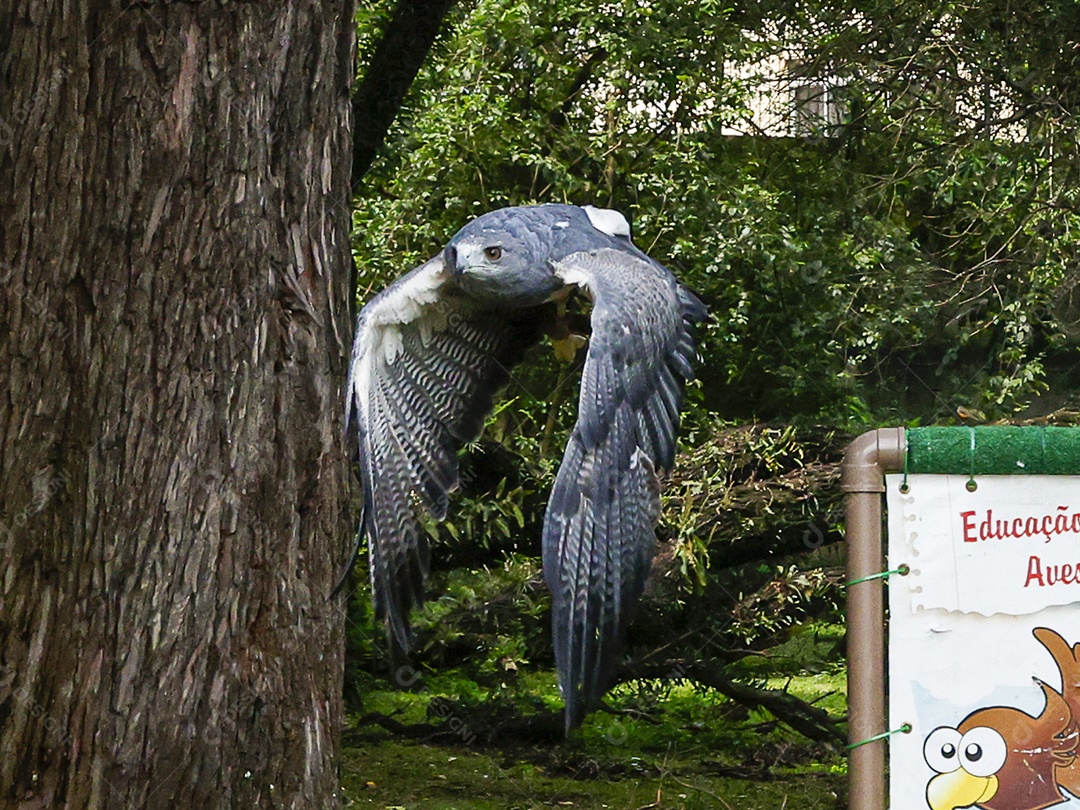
[718, 19, 1026, 141]
[721, 52, 847, 138]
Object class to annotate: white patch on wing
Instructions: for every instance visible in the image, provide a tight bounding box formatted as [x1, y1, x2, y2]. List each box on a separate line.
[582, 206, 631, 238]
[629, 447, 652, 472]
[373, 257, 447, 328]
[553, 256, 594, 293]
[349, 255, 449, 424]
[348, 345, 375, 427]
[382, 326, 404, 364]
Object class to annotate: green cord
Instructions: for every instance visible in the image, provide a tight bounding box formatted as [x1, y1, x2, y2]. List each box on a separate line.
[845, 565, 910, 587]
[846, 724, 912, 750]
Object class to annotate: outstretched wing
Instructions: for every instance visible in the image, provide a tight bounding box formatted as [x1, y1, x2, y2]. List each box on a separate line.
[543, 247, 705, 730]
[347, 254, 548, 651]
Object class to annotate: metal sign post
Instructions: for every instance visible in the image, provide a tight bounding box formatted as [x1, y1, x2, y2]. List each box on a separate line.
[843, 428, 905, 810]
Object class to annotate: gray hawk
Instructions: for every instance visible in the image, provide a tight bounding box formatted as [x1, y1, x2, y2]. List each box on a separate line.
[345, 203, 705, 731]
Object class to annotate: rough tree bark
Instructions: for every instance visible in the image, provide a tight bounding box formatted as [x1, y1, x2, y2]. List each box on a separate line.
[0, 1, 355, 806]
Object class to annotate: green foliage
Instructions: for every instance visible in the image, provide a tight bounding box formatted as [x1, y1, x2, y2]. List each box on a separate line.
[411, 554, 550, 676]
[355, 0, 1080, 422]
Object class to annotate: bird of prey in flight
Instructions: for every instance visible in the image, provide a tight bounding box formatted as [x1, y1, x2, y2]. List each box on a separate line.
[346, 203, 705, 730]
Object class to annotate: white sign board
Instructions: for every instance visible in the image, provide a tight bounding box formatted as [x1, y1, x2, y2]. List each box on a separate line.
[886, 474, 1080, 810]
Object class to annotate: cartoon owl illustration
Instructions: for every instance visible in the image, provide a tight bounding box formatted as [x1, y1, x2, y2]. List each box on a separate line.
[924, 628, 1080, 810]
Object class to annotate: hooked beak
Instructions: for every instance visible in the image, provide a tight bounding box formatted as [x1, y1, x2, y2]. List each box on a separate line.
[443, 245, 461, 277]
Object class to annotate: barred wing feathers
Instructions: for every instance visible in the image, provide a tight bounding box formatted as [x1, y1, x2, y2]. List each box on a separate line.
[544, 247, 706, 730]
[347, 255, 546, 651]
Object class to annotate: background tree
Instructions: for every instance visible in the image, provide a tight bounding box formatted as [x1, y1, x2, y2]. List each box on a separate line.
[0, 2, 355, 805]
[352, 0, 460, 182]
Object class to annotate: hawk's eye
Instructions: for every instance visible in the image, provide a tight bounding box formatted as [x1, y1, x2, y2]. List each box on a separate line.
[483, 246, 503, 261]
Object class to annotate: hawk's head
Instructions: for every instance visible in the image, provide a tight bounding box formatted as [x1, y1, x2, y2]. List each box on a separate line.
[446, 209, 566, 307]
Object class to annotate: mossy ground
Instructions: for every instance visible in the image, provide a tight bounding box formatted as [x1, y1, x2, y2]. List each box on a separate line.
[340, 744, 843, 809]
[340, 666, 847, 809]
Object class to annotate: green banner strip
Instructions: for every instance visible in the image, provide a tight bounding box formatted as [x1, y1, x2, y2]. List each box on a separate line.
[906, 426, 1080, 475]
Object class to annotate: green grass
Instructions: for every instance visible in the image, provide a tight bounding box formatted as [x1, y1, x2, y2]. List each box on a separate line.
[340, 667, 848, 809]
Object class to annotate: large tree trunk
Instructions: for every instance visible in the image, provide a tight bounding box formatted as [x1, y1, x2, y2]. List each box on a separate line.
[0, 2, 355, 806]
